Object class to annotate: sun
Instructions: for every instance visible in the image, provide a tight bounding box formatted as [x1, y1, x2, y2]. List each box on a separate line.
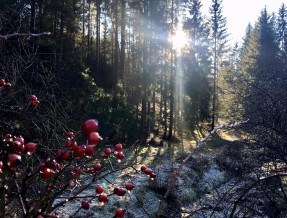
[170, 23, 188, 53]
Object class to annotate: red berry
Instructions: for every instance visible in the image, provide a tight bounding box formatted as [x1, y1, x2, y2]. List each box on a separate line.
[4, 134, 12, 139]
[113, 187, 120, 195]
[25, 142, 36, 155]
[14, 137, 24, 146]
[70, 172, 77, 180]
[53, 162, 61, 171]
[12, 141, 25, 153]
[95, 185, 104, 194]
[94, 163, 101, 172]
[126, 183, 134, 191]
[37, 162, 46, 171]
[98, 193, 108, 204]
[117, 188, 126, 197]
[74, 146, 86, 158]
[81, 200, 89, 210]
[104, 148, 112, 156]
[7, 154, 21, 170]
[30, 95, 38, 101]
[116, 152, 125, 162]
[0, 161, 3, 173]
[88, 167, 95, 174]
[75, 167, 83, 175]
[114, 144, 122, 152]
[82, 119, 99, 135]
[0, 79, 5, 87]
[144, 168, 153, 176]
[150, 173, 156, 179]
[5, 83, 12, 88]
[41, 167, 54, 180]
[67, 132, 74, 138]
[85, 145, 94, 158]
[65, 139, 77, 150]
[88, 132, 102, 146]
[141, 165, 147, 172]
[115, 208, 125, 218]
[56, 149, 69, 161]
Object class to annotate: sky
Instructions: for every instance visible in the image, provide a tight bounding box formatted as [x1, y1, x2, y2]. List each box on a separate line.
[200, 0, 286, 45]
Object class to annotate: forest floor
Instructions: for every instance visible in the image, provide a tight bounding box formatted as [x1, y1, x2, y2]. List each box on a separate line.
[55, 121, 246, 217]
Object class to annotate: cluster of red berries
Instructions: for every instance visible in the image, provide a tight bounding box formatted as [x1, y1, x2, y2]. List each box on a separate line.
[1, 134, 37, 171]
[0, 78, 12, 88]
[103, 143, 125, 162]
[30, 95, 40, 108]
[81, 183, 133, 216]
[141, 165, 156, 179]
[38, 159, 61, 180]
[88, 163, 101, 174]
[70, 166, 83, 180]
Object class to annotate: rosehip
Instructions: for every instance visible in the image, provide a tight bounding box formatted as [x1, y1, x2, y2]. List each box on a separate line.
[30, 95, 38, 101]
[5, 83, 11, 88]
[25, 142, 36, 155]
[81, 200, 89, 210]
[95, 185, 104, 194]
[70, 172, 77, 180]
[117, 188, 126, 197]
[56, 149, 69, 161]
[114, 144, 122, 152]
[12, 141, 25, 153]
[88, 132, 102, 146]
[67, 132, 74, 138]
[37, 162, 46, 171]
[74, 146, 85, 158]
[65, 139, 77, 151]
[8, 154, 21, 170]
[0, 161, 3, 173]
[14, 137, 24, 146]
[94, 163, 101, 172]
[82, 119, 99, 135]
[150, 173, 156, 179]
[144, 168, 153, 176]
[117, 152, 125, 162]
[115, 208, 125, 218]
[126, 183, 134, 191]
[85, 145, 94, 158]
[114, 187, 119, 195]
[41, 168, 54, 180]
[104, 148, 112, 156]
[98, 193, 108, 204]
[75, 167, 83, 175]
[88, 167, 95, 174]
[141, 165, 147, 172]
[0, 79, 5, 87]
[53, 162, 61, 171]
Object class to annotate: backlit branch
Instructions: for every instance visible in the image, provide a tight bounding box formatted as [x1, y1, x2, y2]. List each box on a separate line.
[0, 32, 51, 40]
[156, 120, 249, 217]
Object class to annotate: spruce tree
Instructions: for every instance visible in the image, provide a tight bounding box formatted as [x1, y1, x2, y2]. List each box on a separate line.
[209, 0, 229, 129]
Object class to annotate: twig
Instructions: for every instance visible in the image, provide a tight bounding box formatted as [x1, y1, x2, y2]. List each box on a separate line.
[0, 32, 51, 40]
[14, 179, 27, 216]
[229, 173, 287, 218]
[156, 120, 249, 218]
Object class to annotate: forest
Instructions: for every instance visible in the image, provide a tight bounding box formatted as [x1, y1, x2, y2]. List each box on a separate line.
[0, 0, 287, 217]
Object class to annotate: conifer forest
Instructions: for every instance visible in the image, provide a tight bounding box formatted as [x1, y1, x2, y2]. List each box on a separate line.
[0, 0, 287, 217]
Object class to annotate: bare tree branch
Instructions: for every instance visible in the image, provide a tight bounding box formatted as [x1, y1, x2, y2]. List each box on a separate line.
[0, 32, 51, 39]
[156, 120, 249, 217]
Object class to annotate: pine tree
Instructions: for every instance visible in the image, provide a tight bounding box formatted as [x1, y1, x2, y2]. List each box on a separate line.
[209, 0, 229, 129]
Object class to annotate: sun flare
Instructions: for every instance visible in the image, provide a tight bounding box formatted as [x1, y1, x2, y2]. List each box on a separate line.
[170, 23, 188, 53]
